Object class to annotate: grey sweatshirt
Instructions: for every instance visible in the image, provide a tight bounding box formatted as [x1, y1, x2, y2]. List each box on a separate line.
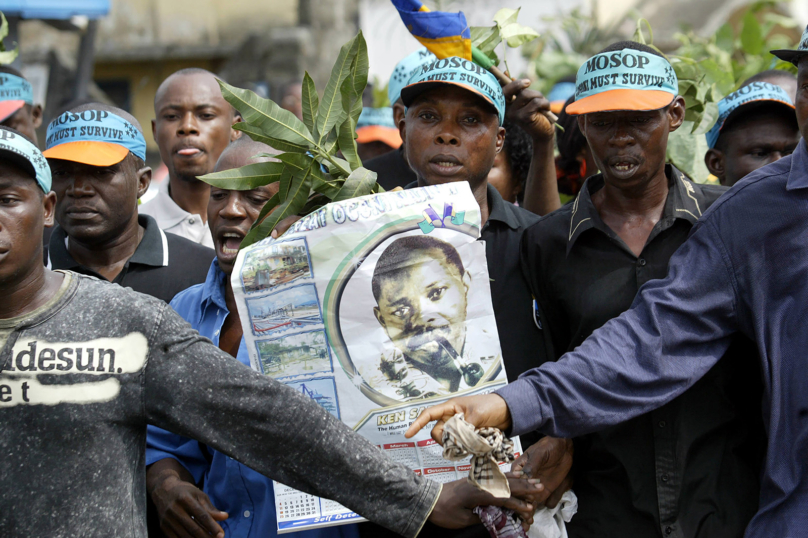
[0, 272, 440, 537]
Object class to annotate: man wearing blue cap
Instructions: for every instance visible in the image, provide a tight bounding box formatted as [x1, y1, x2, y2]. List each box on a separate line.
[0, 125, 540, 538]
[42, 103, 214, 304]
[365, 48, 437, 190]
[407, 29, 808, 538]
[0, 66, 42, 145]
[704, 81, 800, 186]
[408, 42, 768, 538]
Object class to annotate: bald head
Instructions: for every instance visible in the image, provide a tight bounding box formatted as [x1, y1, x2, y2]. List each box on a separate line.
[215, 136, 280, 173]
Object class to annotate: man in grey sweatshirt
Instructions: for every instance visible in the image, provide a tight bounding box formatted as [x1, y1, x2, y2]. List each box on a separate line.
[0, 127, 538, 537]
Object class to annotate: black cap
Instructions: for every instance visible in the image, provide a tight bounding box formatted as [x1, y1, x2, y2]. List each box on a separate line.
[771, 25, 808, 66]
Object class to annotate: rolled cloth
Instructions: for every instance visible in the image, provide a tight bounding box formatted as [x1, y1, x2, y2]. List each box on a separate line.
[441, 413, 515, 498]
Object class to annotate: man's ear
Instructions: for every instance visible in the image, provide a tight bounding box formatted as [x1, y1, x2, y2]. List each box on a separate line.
[31, 104, 43, 129]
[668, 96, 686, 132]
[151, 119, 157, 144]
[373, 305, 386, 329]
[136, 166, 153, 199]
[462, 269, 472, 296]
[495, 126, 505, 154]
[230, 113, 243, 142]
[704, 148, 725, 184]
[393, 101, 406, 129]
[577, 115, 587, 137]
[43, 191, 57, 228]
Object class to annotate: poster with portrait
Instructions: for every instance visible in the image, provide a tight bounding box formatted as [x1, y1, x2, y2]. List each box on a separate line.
[231, 182, 521, 533]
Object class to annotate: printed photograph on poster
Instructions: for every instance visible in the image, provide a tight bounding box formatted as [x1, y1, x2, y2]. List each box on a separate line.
[247, 284, 323, 337]
[256, 329, 333, 379]
[241, 237, 313, 293]
[335, 227, 501, 406]
[286, 377, 340, 419]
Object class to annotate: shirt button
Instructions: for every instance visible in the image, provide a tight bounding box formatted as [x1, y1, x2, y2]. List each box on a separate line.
[244, 510, 251, 518]
[638, 258, 647, 266]
[665, 527, 673, 535]
[188, 217, 196, 224]
[661, 474, 669, 482]
[658, 420, 666, 428]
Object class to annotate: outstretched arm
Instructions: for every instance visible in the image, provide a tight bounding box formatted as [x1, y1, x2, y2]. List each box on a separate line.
[408, 217, 740, 442]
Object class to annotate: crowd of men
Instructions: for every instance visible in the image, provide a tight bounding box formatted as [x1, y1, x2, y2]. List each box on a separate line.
[1, 17, 807, 538]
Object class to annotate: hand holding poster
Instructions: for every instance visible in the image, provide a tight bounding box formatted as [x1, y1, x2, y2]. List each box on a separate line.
[230, 181, 521, 532]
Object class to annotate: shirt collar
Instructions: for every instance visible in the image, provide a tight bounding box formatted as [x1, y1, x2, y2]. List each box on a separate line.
[567, 164, 703, 255]
[485, 183, 519, 230]
[146, 180, 193, 228]
[787, 138, 808, 190]
[199, 258, 229, 313]
[48, 214, 169, 271]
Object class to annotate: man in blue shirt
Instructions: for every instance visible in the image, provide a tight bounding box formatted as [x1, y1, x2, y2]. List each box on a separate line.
[406, 30, 808, 537]
[146, 137, 359, 538]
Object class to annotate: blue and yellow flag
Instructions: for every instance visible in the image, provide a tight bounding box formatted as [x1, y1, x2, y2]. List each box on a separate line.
[391, 0, 472, 60]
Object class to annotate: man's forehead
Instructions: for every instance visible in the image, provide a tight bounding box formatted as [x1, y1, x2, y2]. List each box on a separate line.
[156, 73, 227, 108]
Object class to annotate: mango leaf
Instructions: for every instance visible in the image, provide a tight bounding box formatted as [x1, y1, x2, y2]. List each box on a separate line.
[232, 123, 310, 154]
[500, 23, 539, 48]
[692, 101, 719, 135]
[301, 72, 319, 134]
[493, 8, 520, 27]
[219, 81, 316, 151]
[699, 59, 734, 98]
[315, 32, 361, 146]
[198, 161, 284, 190]
[740, 10, 763, 55]
[311, 174, 343, 199]
[333, 167, 377, 202]
[667, 123, 710, 182]
[471, 25, 502, 63]
[301, 193, 331, 215]
[0, 12, 19, 63]
[322, 155, 352, 178]
[345, 33, 369, 127]
[242, 165, 312, 246]
[337, 114, 361, 170]
[239, 190, 280, 248]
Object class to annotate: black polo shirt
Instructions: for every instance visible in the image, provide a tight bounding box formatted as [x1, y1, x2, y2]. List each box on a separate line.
[48, 214, 215, 304]
[520, 165, 765, 538]
[365, 147, 417, 190]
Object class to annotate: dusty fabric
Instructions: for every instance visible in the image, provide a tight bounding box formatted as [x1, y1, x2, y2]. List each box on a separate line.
[0, 272, 440, 538]
[442, 413, 514, 498]
[473, 506, 527, 538]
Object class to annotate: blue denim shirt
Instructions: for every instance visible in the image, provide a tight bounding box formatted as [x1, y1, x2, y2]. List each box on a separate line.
[147, 260, 359, 538]
[499, 140, 808, 537]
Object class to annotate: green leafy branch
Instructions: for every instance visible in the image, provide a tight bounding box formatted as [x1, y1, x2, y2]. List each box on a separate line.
[471, 8, 539, 76]
[200, 31, 380, 248]
[0, 12, 19, 65]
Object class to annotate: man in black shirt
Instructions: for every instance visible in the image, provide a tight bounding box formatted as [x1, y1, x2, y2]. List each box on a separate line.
[518, 42, 765, 538]
[43, 103, 213, 303]
[362, 57, 565, 538]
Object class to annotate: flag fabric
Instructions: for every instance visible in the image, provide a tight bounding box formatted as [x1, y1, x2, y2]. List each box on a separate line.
[391, 0, 472, 60]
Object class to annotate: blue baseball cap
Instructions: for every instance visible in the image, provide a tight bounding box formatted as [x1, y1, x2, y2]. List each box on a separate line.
[43, 109, 147, 166]
[400, 57, 506, 125]
[566, 48, 678, 115]
[548, 81, 576, 114]
[705, 81, 795, 149]
[0, 127, 51, 192]
[388, 47, 438, 106]
[771, 25, 808, 66]
[0, 73, 34, 123]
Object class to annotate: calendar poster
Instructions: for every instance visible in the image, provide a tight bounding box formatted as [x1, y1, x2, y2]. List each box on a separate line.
[231, 182, 521, 533]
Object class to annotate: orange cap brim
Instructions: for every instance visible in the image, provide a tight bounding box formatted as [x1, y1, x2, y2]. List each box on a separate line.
[42, 141, 130, 166]
[0, 100, 25, 123]
[565, 89, 675, 116]
[356, 126, 402, 148]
